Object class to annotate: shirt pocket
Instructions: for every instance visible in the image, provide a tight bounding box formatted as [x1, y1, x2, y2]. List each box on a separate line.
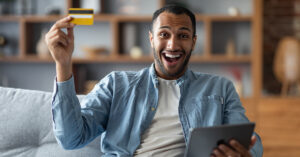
[184, 95, 224, 128]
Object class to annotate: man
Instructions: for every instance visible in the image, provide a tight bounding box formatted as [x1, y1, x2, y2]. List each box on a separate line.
[46, 5, 263, 157]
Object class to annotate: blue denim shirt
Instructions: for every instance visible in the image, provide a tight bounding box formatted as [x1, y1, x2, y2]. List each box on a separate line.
[52, 64, 263, 157]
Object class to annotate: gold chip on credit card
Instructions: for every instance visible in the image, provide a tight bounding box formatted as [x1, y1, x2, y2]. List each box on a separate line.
[68, 8, 94, 25]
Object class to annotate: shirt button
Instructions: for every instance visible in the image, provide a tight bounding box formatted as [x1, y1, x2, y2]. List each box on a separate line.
[151, 107, 155, 111]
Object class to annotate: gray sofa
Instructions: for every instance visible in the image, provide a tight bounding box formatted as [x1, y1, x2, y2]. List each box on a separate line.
[0, 87, 102, 157]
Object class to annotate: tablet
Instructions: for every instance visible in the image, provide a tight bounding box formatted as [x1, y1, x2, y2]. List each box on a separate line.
[184, 122, 255, 157]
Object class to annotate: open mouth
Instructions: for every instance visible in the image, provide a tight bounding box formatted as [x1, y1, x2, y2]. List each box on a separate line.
[162, 52, 183, 64]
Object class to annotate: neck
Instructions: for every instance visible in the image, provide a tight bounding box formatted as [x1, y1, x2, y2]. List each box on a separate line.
[154, 63, 186, 80]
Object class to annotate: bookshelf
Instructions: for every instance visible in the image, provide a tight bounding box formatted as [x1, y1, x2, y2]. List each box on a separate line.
[0, 0, 260, 97]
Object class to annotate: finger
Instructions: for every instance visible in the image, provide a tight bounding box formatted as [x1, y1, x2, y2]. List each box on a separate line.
[47, 30, 69, 46]
[250, 135, 257, 148]
[57, 15, 73, 23]
[50, 35, 68, 47]
[218, 144, 238, 156]
[47, 29, 65, 39]
[46, 30, 60, 45]
[67, 27, 74, 41]
[229, 140, 248, 155]
[211, 154, 217, 157]
[212, 148, 226, 157]
[50, 16, 74, 31]
[54, 30, 68, 40]
[52, 21, 75, 31]
[49, 37, 67, 49]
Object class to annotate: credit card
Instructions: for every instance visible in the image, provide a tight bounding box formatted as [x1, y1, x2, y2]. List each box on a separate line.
[68, 8, 94, 25]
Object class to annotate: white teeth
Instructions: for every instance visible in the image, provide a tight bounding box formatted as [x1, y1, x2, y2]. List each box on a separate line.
[165, 54, 180, 58]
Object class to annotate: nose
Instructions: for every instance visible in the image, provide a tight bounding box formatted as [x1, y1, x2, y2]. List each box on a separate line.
[166, 36, 180, 51]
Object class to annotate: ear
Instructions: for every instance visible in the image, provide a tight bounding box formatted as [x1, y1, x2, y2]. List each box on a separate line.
[191, 35, 197, 51]
[149, 31, 154, 48]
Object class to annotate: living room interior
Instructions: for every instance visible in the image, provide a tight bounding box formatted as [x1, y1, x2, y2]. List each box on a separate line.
[0, 0, 300, 156]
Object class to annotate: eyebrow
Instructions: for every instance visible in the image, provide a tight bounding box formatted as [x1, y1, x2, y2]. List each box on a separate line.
[159, 26, 191, 32]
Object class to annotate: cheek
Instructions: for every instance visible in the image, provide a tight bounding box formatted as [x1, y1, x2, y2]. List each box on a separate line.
[184, 40, 195, 50]
[153, 38, 166, 50]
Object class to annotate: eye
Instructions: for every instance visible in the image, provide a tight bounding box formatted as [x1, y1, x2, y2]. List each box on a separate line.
[179, 34, 189, 39]
[159, 32, 169, 38]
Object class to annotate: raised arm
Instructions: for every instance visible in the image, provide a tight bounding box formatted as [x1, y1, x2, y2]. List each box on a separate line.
[45, 16, 75, 82]
[47, 17, 112, 150]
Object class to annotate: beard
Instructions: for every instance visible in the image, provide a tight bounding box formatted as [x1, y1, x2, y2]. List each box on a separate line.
[153, 47, 192, 78]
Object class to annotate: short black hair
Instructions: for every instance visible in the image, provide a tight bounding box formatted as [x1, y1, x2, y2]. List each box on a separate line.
[151, 5, 196, 36]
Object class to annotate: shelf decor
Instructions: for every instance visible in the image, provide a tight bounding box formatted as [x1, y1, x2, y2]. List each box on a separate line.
[130, 46, 143, 59]
[0, 34, 6, 56]
[226, 38, 236, 57]
[118, 0, 139, 15]
[81, 46, 107, 58]
[36, 29, 50, 58]
[228, 7, 240, 16]
[80, 0, 101, 14]
[274, 37, 300, 96]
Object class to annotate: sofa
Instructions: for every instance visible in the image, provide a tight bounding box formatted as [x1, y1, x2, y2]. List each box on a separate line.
[0, 86, 102, 157]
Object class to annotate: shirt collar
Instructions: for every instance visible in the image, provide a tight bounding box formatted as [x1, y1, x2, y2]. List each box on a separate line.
[150, 63, 190, 87]
[150, 63, 159, 88]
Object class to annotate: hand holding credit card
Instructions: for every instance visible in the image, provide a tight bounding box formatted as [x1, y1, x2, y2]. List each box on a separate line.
[68, 8, 94, 25]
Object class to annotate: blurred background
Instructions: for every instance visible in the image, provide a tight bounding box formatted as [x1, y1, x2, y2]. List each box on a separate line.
[0, 0, 299, 156]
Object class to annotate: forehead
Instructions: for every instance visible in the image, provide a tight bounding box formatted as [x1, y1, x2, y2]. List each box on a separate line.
[153, 12, 193, 32]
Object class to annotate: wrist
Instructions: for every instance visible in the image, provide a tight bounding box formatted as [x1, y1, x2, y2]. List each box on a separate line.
[56, 63, 72, 82]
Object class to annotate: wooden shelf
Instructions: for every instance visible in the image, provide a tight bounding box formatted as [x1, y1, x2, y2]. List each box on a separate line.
[72, 55, 153, 63]
[0, 56, 54, 63]
[209, 15, 253, 21]
[261, 96, 300, 100]
[0, 0, 261, 98]
[94, 14, 117, 21]
[0, 14, 252, 23]
[0, 15, 21, 22]
[0, 54, 252, 64]
[190, 54, 251, 63]
[0, 55, 151, 63]
[0, 14, 152, 23]
[196, 14, 253, 22]
[113, 15, 152, 22]
[0, 15, 64, 23]
[22, 15, 64, 22]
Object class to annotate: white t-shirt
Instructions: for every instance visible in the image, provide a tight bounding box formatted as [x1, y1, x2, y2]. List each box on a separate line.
[134, 77, 185, 157]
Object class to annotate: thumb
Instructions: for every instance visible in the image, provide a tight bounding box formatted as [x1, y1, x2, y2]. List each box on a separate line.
[250, 135, 257, 148]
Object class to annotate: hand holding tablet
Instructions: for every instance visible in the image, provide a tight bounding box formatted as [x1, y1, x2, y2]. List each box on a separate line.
[185, 123, 255, 157]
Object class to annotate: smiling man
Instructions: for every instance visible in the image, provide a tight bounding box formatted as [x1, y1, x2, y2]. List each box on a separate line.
[150, 10, 196, 80]
[46, 5, 263, 157]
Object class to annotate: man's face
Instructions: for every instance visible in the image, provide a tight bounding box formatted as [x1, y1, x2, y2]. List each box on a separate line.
[149, 12, 197, 80]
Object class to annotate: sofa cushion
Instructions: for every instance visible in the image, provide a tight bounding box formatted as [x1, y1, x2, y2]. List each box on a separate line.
[0, 87, 102, 157]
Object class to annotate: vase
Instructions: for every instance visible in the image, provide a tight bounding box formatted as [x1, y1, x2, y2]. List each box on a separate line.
[36, 29, 50, 58]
